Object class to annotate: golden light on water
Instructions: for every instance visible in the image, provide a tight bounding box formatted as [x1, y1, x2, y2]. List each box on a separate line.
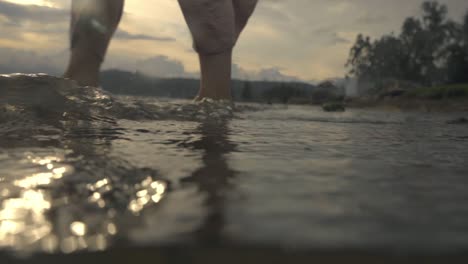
[107, 223, 117, 235]
[60, 236, 78, 254]
[128, 177, 167, 215]
[70, 222, 87, 236]
[14, 170, 65, 188]
[0, 152, 168, 253]
[30, 156, 61, 165]
[0, 154, 66, 250]
[94, 178, 109, 189]
[0, 152, 115, 253]
[0, 189, 52, 248]
[15, 156, 70, 188]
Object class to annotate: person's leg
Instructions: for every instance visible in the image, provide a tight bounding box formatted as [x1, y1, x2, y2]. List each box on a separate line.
[233, 0, 258, 41]
[178, 0, 236, 100]
[64, 0, 124, 87]
[178, 0, 258, 100]
[179, 0, 236, 99]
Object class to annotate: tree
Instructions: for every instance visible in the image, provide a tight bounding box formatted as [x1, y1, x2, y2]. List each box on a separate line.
[345, 34, 372, 80]
[241, 81, 253, 101]
[262, 83, 305, 104]
[446, 45, 468, 83]
[400, 17, 426, 82]
[445, 11, 468, 83]
[346, 1, 468, 89]
[347, 34, 407, 83]
[415, 1, 453, 84]
[422, 1, 448, 32]
[464, 11, 468, 47]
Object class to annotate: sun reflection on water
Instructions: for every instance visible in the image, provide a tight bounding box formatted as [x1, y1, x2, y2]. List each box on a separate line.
[0, 189, 52, 249]
[70, 222, 87, 236]
[13, 156, 71, 189]
[0, 154, 68, 252]
[0, 146, 169, 254]
[128, 177, 167, 215]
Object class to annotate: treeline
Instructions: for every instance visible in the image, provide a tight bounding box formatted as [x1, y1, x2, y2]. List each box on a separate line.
[100, 70, 343, 104]
[346, 1, 468, 94]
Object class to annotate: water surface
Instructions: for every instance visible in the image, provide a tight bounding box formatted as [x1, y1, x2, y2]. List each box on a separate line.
[1, 74, 468, 257]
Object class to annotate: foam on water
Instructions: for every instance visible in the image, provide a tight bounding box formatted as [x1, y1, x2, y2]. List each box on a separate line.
[0, 74, 238, 123]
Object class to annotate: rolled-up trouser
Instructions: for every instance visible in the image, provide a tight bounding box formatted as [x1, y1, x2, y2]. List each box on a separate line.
[70, 0, 257, 58]
[178, 0, 258, 55]
[70, 0, 124, 62]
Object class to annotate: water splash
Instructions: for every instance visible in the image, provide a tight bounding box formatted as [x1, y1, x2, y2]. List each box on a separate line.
[0, 74, 237, 125]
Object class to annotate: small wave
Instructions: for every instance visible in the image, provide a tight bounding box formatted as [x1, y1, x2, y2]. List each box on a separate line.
[0, 74, 241, 147]
[0, 144, 169, 254]
[239, 107, 404, 125]
[0, 74, 238, 124]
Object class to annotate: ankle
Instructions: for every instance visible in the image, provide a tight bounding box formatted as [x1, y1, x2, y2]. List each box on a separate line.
[64, 49, 102, 87]
[198, 50, 233, 100]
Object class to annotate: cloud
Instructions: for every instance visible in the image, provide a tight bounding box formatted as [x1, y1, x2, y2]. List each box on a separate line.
[232, 64, 300, 82]
[0, 44, 300, 82]
[0, 1, 172, 42]
[114, 30, 176, 42]
[1, 0, 468, 82]
[330, 33, 351, 45]
[135, 55, 191, 78]
[256, 67, 300, 82]
[312, 25, 338, 35]
[0, 1, 67, 24]
[0, 47, 66, 75]
[104, 56, 301, 82]
[356, 13, 389, 25]
[0, 47, 190, 79]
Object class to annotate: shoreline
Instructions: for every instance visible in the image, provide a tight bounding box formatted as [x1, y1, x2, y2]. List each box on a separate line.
[344, 97, 468, 113]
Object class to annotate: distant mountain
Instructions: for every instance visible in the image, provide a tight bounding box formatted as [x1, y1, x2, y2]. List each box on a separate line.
[100, 69, 323, 102]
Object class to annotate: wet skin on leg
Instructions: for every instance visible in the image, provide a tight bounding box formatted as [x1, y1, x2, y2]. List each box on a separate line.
[198, 50, 233, 100]
[178, 0, 258, 100]
[64, 0, 124, 87]
[64, 0, 258, 101]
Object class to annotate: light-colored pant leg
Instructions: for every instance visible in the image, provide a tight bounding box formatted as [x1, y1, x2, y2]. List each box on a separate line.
[178, 0, 258, 55]
[70, 0, 124, 61]
[233, 0, 258, 38]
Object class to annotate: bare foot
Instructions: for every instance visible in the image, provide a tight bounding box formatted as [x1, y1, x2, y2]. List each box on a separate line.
[64, 68, 100, 87]
[64, 47, 102, 87]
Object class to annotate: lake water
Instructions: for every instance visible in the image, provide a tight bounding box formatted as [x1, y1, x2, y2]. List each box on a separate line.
[1, 74, 468, 259]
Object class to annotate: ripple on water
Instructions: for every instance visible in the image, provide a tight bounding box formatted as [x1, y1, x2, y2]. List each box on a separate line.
[2, 74, 468, 256]
[0, 143, 171, 255]
[0, 74, 237, 255]
[0, 74, 237, 125]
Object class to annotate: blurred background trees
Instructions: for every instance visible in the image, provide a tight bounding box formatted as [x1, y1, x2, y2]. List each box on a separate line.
[346, 1, 468, 93]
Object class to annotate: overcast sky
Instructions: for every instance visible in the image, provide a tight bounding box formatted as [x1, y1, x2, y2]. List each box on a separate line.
[0, 0, 467, 82]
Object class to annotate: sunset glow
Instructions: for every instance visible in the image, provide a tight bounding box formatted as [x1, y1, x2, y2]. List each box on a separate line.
[4, 0, 54, 7]
[1, 0, 468, 81]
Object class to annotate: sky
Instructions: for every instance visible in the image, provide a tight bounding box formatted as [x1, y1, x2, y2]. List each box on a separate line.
[0, 0, 467, 83]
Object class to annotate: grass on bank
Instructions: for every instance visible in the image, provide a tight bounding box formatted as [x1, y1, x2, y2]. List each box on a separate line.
[405, 83, 468, 100]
